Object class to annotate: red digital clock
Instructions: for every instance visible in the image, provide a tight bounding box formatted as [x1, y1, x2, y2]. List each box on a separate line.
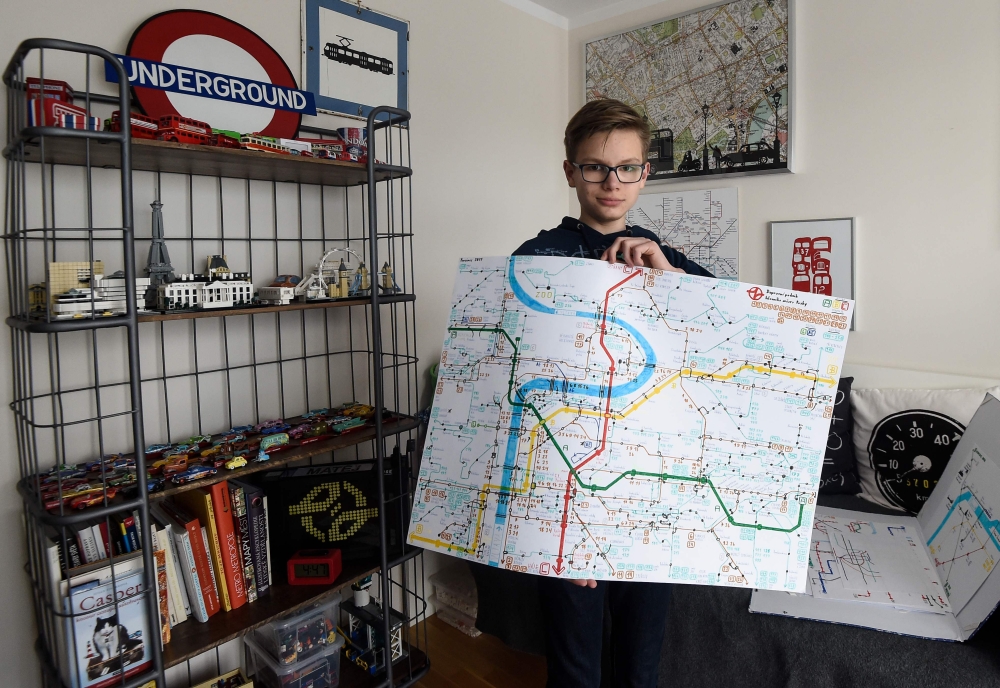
[287, 548, 342, 586]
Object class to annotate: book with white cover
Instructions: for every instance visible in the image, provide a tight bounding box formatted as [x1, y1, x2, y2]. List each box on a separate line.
[750, 393, 1000, 641]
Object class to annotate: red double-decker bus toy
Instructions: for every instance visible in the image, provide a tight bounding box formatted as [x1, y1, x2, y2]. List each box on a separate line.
[106, 111, 159, 140]
[26, 77, 74, 103]
[157, 115, 213, 145]
[210, 132, 242, 149]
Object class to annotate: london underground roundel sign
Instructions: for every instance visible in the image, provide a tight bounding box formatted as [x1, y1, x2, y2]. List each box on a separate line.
[121, 10, 310, 138]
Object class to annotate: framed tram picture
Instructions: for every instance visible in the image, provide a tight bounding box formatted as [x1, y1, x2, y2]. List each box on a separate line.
[770, 218, 855, 329]
[301, 0, 408, 119]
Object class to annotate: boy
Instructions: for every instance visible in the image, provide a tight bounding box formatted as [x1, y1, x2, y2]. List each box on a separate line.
[513, 99, 713, 688]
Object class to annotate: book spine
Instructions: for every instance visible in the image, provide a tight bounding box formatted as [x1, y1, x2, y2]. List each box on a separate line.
[153, 527, 183, 628]
[263, 495, 273, 585]
[76, 525, 99, 564]
[209, 481, 247, 609]
[97, 522, 111, 559]
[91, 524, 107, 561]
[117, 516, 131, 553]
[166, 530, 191, 618]
[245, 489, 270, 596]
[65, 536, 82, 569]
[154, 548, 170, 646]
[123, 515, 140, 553]
[189, 519, 220, 617]
[201, 527, 220, 614]
[132, 509, 143, 550]
[229, 483, 257, 602]
[175, 529, 209, 623]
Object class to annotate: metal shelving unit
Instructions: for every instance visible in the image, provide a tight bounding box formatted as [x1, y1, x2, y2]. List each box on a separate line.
[4, 38, 428, 688]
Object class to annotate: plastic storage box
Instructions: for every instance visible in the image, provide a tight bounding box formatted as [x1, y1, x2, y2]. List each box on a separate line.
[253, 594, 341, 665]
[246, 633, 344, 688]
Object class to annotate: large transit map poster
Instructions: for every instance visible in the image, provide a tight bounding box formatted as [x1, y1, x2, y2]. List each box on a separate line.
[408, 256, 853, 591]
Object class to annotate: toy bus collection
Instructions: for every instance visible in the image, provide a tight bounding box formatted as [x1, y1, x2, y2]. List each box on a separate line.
[32, 402, 382, 513]
[22, 77, 370, 162]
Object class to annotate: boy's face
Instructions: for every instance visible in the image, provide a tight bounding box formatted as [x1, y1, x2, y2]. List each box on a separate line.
[564, 129, 647, 232]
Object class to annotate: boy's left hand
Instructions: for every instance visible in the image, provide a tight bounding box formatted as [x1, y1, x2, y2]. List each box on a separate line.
[601, 237, 684, 272]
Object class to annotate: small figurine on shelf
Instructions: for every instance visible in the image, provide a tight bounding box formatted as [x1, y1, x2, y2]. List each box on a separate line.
[378, 262, 400, 294]
[343, 575, 407, 676]
[145, 200, 175, 307]
[257, 275, 301, 305]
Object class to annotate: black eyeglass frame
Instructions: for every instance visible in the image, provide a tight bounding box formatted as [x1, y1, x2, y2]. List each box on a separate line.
[570, 161, 649, 184]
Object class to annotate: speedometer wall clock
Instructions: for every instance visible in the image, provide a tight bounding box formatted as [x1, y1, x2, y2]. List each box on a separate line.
[867, 410, 964, 513]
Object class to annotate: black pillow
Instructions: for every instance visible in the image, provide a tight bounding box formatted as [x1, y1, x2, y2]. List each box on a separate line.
[819, 376, 861, 495]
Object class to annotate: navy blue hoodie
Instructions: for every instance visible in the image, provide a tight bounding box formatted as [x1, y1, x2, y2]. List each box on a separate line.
[513, 216, 714, 277]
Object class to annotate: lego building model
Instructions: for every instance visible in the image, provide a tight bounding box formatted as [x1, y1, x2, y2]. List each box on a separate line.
[145, 200, 176, 308]
[47, 260, 104, 309]
[257, 274, 302, 305]
[378, 261, 400, 294]
[342, 576, 407, 676]
[295, 248, 371, 301]
[45, 262, 150, 319]
[157, 255, 254, 310]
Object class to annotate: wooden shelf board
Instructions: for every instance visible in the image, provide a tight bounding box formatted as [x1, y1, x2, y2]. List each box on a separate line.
[9, 136, 411, 187]
[138, 293, 415, 323]
[150, 415, 421, 503]
[162, 560, 379, 668]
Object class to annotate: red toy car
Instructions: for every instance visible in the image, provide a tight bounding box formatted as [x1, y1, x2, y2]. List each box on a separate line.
[71, 488, 118, 510]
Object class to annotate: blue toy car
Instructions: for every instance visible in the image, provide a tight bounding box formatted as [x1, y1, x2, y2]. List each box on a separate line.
[170, 465, 218, 485]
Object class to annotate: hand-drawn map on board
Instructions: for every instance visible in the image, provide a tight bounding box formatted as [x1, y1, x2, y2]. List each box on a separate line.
[408, 256, 853, 590]
[627, 188, 739, 279]
[586, 0, 791, 180]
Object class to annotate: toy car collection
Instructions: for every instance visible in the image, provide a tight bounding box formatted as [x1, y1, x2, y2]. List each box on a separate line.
[34, 401, 390, 511]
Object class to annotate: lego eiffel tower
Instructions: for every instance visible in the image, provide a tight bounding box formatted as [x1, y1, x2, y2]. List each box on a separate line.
[145, 200, 175, 308]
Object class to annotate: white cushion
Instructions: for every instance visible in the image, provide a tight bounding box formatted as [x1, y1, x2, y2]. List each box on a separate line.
[851, 387, 1000, 512]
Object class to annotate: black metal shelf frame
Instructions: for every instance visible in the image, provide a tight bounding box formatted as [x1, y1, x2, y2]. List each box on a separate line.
[4, 38, 427, 688]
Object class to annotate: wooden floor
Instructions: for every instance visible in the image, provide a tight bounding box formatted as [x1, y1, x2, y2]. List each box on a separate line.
[414, 614, 547, 688]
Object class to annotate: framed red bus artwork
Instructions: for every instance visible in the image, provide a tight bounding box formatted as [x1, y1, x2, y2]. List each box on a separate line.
[770, 218, 855, 329]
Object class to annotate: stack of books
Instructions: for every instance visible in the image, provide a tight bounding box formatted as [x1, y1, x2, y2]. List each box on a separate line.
[46, 480, 273, 688]
[148, 480, 273, 631]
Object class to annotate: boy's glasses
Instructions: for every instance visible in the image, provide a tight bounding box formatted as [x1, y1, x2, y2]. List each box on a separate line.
[571, 162, 647, 183]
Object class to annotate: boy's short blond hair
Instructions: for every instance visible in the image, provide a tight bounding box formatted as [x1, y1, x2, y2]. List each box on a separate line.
[564, 99, 651, 162]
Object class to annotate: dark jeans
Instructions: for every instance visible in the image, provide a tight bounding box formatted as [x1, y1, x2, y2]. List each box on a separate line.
[539, 577, 671, 688]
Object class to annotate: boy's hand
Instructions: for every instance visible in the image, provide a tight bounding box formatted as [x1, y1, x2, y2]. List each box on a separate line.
[570, 578, 598, 588]
[601, 237, 683, 273]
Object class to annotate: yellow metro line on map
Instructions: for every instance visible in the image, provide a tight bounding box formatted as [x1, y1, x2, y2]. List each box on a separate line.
[410, 355, 837, 552]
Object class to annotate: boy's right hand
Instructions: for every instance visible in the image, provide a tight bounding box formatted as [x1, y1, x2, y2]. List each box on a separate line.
[601, 236, 683, 272]
[570, 578, 598, 588]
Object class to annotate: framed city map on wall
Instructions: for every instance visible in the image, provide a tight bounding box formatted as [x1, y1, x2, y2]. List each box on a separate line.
[586, 0, 793, 181]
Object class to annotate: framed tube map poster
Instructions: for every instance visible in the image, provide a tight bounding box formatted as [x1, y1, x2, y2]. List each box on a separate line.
[586, 0, 793, 181]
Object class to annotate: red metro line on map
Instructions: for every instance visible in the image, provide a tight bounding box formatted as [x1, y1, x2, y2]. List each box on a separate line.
[105, 10, 314, 138]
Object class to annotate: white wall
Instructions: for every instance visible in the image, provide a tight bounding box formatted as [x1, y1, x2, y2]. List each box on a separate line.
[569, 0, 1000, 380]
[0, 1, 568, 685]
